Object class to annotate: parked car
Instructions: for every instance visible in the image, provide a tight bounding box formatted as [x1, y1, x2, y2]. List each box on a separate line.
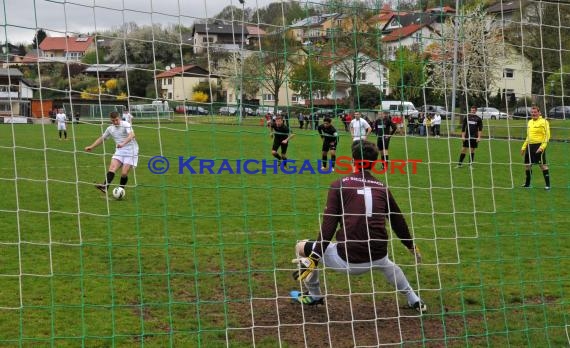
[219, 106, 237, 116]
[475, 107, 508, 119]
[547, 106, 570, 119]
[256, 106, 278, 116]
[381, 100, 419, 118]
[511, 106, 532, 119]
[418, 105, 452, 119]
[175, 105, 209, 115]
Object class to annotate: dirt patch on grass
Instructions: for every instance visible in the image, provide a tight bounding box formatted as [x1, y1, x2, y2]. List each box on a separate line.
[226, 295, 483, 347]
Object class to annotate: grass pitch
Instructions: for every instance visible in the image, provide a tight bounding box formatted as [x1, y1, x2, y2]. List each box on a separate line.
[0, 117, 568, 347]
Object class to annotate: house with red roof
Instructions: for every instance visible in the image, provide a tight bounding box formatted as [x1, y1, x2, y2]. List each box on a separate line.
[155, 64, 218, 101]
[38, 36, 95, 62]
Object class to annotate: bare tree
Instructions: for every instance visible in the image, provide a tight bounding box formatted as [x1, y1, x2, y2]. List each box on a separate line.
[256, 32, 300, 112]
[428, 5, 503, 106]
[325, 14, 380, 109]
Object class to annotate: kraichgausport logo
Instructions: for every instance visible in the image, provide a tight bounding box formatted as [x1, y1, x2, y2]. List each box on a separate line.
[148, 156, 422, 175]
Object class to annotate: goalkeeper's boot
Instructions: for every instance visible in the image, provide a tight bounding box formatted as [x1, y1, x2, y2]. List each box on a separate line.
[290, 290, 324, 306]
[408, 300, 427, 313]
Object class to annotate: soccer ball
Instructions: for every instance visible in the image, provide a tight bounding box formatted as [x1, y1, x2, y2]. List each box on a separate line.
[112, 187, 125, 200]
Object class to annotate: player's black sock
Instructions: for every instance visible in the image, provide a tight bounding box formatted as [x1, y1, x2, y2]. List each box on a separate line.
[470, 153, 475, 163]
[272, 153, 282, 160]
[64, 131, 67, 139]
[105, 171, 115, 188]
[458, 153, 465, 165]
[281, 156, 287, 168]
[120, 175, 128, 188]
[321, 155, 327, 168]
[542, 169, 550, 187]
[331, 155, 336, 168]
[59, 130, 62, 138]
[525, 169, 531, 186]
[382, 154, 389, 170]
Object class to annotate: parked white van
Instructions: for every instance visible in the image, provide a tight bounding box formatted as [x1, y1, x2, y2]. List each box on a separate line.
[381, 100, 418, 118]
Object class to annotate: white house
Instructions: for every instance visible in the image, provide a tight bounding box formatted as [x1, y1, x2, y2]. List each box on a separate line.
[489, 46, 533, 100]
[382, 24, 441, 61]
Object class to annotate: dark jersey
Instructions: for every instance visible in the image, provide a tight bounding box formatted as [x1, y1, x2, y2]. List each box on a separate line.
[271, 123, 291, 143]
[462, 114, 483, 139]
[317, 124, 338, 140]
[373, 117, 397, 137]
[314, 171, 414, 263]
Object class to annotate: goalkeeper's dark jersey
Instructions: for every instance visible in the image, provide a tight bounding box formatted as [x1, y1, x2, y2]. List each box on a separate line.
[271, 123, 291, 144]
[314, 171, 413, 263]
[373, 117, 397, 137]
[462, 113, 483, 139]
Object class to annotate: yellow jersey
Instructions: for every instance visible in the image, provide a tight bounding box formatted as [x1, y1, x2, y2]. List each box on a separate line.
[521, 116, 550, 151]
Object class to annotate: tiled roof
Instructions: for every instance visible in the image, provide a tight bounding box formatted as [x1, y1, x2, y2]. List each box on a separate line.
[382, 24, 423, 42]
[39, 36, 94, 52]
[486, 1, 521, 14]
[155, 65, 211, 79]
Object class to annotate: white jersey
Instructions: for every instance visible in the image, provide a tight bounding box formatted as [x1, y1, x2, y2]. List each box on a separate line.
[55, 113, 67, 126]
[122, 112, 133, 124]
[56, 113, 67, 129]
[350, 118, 371, 141]
[432, 114, 442, 125]
[103, 120, 139, 157]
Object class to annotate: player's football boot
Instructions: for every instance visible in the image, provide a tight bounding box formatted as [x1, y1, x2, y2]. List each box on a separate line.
[95, 183, 107, 193]
[408, 300, 427, 313]
[290, 290, 324, 306]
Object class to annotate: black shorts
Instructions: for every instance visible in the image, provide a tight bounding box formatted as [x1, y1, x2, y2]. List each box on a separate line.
[377, 136, 391, 151]
[524, 144, 547, 165]
[462, 139, 478, 149]
[322, 139, 338, 152]
[272, 141, 288, 154]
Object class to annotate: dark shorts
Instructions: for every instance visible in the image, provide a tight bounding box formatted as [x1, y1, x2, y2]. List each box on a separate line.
[272, 141, 288, 154]
[462, 139, 478, 149]
[377, 136, 391, 151]
[322, 139, 338, 152]
[524, 144, 547, 165]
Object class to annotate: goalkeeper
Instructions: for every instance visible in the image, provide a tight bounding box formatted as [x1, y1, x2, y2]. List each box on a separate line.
[291, 140, 426, 313]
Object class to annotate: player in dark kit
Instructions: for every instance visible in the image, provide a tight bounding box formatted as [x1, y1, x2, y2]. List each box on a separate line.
[373, 111, 397, 167]
[290, 140, 426, 313]
[270, 115, 295, 165]
[456, 106, 483, 168]
[317, 117, 339, 170]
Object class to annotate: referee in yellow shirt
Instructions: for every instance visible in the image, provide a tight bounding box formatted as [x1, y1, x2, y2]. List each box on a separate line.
[520, 106, 551, 190]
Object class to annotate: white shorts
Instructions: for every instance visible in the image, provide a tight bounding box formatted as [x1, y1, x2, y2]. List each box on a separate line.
[112, 154, 139, 167]
[57, 124, 66, 131]
[320, 243, 394, 274]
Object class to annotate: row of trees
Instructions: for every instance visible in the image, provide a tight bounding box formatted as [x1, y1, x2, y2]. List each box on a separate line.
[11, 0, 570, 108]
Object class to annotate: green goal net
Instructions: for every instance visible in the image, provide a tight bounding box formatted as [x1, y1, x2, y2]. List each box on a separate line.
[0, 0, 568, 347]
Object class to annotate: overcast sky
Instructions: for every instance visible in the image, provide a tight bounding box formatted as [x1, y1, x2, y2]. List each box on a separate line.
[0, 0, 277, 44]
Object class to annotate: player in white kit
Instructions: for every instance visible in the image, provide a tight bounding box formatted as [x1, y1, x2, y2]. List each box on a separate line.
[55, 109, 68, 140]
[85, 111, 139, 193]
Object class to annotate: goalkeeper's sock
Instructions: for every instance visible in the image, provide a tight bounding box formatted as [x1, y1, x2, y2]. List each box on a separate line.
[331, 155, 336, 168]
[321, 155, 327, 168]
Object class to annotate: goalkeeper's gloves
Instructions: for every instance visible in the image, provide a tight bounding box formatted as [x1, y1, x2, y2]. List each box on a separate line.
[292, 251, 321, 281]
[408, 245, 422, 265]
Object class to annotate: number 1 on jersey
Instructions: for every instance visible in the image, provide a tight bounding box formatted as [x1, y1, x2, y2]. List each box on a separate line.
[357, 187, 372, 217]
